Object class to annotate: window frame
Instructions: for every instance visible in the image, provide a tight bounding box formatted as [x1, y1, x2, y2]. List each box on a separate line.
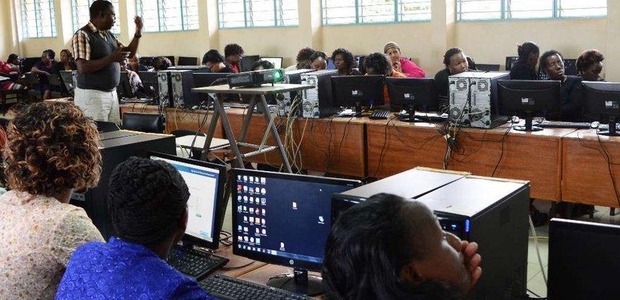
[136, 0, 199, 33]
[18, 0, 57, 39]
[217, 0, 300, 29]
[456, 0, 607, 22]
[71, 0, 120, 35]
[321, 0, 432, 26]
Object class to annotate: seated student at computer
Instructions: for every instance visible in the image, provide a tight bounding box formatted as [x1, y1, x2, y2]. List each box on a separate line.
[31, 49, 58, 99]
[285, 47, 315, 71]
[539, 50, 582, 121]
[364, 52, 406, 105]
[509, 42, 539, 80]
[576, 49, 604, 82]
[0, 54, 29, 102]
[53, 49, 77, 73]
[56, 157, 216, 299]
[322, 193, 482, 299]
[251, 59, 274, 71]
[309, 50, 328, 70]
[224, 43, 244, 73]
[152, 56, 172, 71]
[202, 49, 235, 73]
[128, 53, 150, 72]
[332, 48, 362, 76]
[0, 102, 104, 299]
[384, 41, 426, 78]
[434, 48, 470, 113]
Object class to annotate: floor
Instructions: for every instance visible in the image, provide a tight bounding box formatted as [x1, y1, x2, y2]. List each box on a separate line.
[526, 201, 620, 298]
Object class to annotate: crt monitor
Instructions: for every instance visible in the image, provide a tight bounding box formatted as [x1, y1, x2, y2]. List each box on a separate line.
[497, 80, 561, 131]
[548, 218, 620, 300]
[331, 75, 385, 116]
[149, 152, 228, 250]
[240, 55, 261, 72]
[582, 81, 620, 136]
[385, 77, 437, 121]
[231, 169, 360, 296]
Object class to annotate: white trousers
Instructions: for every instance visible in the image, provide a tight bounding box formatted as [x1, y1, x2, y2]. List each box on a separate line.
[74, 87, 120, 124]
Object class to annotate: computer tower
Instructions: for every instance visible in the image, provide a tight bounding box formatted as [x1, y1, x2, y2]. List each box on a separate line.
[169, 70, 195, 109]
[157, 71, 171, 108]
[448, 72, 509, 128]
[300, 69, 338, 118]
[278, 69, 313, 117]
[416, 176, 530, 300]
[69, 131, 176, 239]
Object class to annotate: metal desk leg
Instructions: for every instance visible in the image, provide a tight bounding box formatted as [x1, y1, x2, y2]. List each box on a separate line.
[256, 95, 292, 173]
[208, 93, 246, 168]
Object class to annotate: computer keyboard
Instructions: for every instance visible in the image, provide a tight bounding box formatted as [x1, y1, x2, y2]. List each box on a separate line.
[120, 97, 153, 104]
[168, 246, 229, 281]
[538, 120, 593, 129]
[200, 274, 313, 300]
[369, 109, 391, 119]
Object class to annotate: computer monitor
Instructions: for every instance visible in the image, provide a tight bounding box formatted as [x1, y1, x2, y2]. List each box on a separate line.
[497, 80, 561, 131]
[59, 70, 76, 94]
[331, 75, 385, 116]
[138, 71, 159, 100]
[386, 77, 437, 121]
[139, 56, 155, 68]
[231, 169, 360, 296]
[192, 72, 230, 106]
[149, 152, 227, 250]
[178, 56, 199, 66]
[260, 57, 283, 69]
[240, 55, 261, 72]
[116, 71, 134, 99]
[505, 56, 519, 71]
[548, 218, 620, 299]
[582, 81, 620, 136]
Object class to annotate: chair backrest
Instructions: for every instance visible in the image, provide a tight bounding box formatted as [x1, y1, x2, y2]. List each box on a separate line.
[121, 113, 164, 133]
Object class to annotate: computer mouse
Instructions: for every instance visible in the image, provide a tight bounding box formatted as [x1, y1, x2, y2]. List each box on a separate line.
[591, 121, 600, 129]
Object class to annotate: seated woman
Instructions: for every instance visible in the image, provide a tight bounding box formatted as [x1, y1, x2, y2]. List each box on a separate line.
[202, 49, 235, 73]
[152, 56, 172, 71]
[53, 49, 77, 73]
[31, 49, 57, 99]
[0, 102, 104, 298]
[384, 41, 426, 78]
[539, 50, 582, 121]
[322, 193, 482, 299]
[224, 43, 244, 73]
[332, 48, 362, 76]
[364, 52, 406, 105]
[434, 48, 470, 113]
[286, 47, 315, 71]
[309, 51, 328, 71]
[0, 54, 29, 100]
[576, 49, 604, 81]
[509, 41, 539, 80]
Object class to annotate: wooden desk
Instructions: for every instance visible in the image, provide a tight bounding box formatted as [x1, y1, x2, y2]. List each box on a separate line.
[214, 246, 267, 278]
[562, 129, 620, 208]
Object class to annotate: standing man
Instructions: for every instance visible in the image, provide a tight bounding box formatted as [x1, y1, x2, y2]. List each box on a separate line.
[72, 0, 143, 123]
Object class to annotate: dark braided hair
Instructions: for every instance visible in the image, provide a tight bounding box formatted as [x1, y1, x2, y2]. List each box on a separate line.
[108, 157, 190, 245]
[364, 52, 392, 75]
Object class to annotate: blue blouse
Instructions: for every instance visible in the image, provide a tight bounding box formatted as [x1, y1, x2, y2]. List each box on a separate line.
[55, 237, 214, 300]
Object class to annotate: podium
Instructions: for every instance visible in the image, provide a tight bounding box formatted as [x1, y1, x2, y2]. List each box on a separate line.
[192, 83, 313, 172]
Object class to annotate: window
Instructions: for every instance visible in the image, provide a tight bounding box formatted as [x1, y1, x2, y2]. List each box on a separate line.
[18, 0, 56, 38]
[457, 0, 606, 21]
[136, 0, 199, 32]
[71, 0, 120, 34]
[218, 0, 299, 28]
[322, 0, 431, 25]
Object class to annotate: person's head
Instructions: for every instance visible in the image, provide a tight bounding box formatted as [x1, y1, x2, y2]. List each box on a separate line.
[41, 49, 55, 64]
[108, 157, 190, 249]
[7, 54, 19, 65]
[364, 52, 392, 76]
[309, 51, 327, 70]
[89, 0, 115, 31]
[576, 49, 604, 81]
[443, 48, 468, 75]
[224, 43, 244, 65]
[517, 42, 539, 69]
[251, 60, 274, 71]
[60, 49, 73, 64]
[294, 47, 315, 69]
[540, 50, 565, 80]
[202, 49, 225, 71]
[3, 102, 102, 199]
[152, 56, 171, 71]
[128, 53, 141, 71]
[384, 41, 402, 62]
[331, 48, 355, 73]
[322, 193, 471, 299]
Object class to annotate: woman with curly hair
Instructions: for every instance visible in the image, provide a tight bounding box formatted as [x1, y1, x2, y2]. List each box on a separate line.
[332, 48, 362, 76]
[0, 102, 104, 299]
[576, 49, 604, 81]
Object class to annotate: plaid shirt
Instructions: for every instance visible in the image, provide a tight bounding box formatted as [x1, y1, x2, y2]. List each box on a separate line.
[72, 22, 124, 61]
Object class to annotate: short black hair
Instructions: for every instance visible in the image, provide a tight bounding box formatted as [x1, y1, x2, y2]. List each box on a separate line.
[539, 50, 563, 73]
[309, 51, 327, 62]
[107, 157, 190, 245]
[576, 49, 604, 73]
[296, 47, 315, 63]
[331, 48, 356, 70]
[517, 42, 539, 61]
[152, 56, 171, 71]
[364, 52, 391, 75]
[44, 49, 55, 60]
[442, 48, 463, 67]
[89, 0, 113, 19]
[7, 54, 18, 63]
[202, 49, 224, 64]
[251, 60, 274, 71]
[224, 43, 244, 57]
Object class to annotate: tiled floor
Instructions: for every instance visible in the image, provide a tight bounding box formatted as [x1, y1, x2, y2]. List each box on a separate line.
[526, 202, 620, 298]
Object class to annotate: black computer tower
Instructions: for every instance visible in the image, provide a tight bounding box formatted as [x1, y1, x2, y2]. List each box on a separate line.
[416, 176, 530, 299]
[70, 131, 176, 239]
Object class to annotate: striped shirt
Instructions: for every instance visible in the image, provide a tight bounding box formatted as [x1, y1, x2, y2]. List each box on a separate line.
[72, 22, 123, 62]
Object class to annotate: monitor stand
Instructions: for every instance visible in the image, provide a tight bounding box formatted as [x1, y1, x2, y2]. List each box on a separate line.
[354, 100, 362, 117]
[399, 104, 422, 122]
[512, 112, 542, 131]
[598, 119, 620, 136]
[266, 268, 323, 296]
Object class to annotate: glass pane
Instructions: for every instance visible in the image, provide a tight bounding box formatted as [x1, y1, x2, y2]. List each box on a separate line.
[399, 0, 431, 22]
[360, 0, 395, 23]
[322, 0, 356, 25]
[219, 0, 246, 28]
[247, 0, 275, 27]
[279, 0, 299, 26]
[509, 0, 553, 19]
[559, 0, 606, 17]
[458, 0, 501, 20]
[161, 0, 183, 31]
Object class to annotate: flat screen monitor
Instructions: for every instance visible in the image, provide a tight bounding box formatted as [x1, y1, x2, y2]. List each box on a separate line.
[192, 72, 230, 107]
[260, 57, 283, 69]
[178, 56, 199, 66]
[505, 56, 519, 71]
[240, 55, 261, 72]
[582, 81, 620, 136]
[149, 152, 227, 250]
[331, 75, 385, 116]
[497, 80, 561, 131]
[548, 218, 620, 300]
[138, 71, 159, 100]
[231, 169, 360, 295]
[116, 71, 134, 99]
[139, 56, 155, 68]
[386, 77, 437, 121]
